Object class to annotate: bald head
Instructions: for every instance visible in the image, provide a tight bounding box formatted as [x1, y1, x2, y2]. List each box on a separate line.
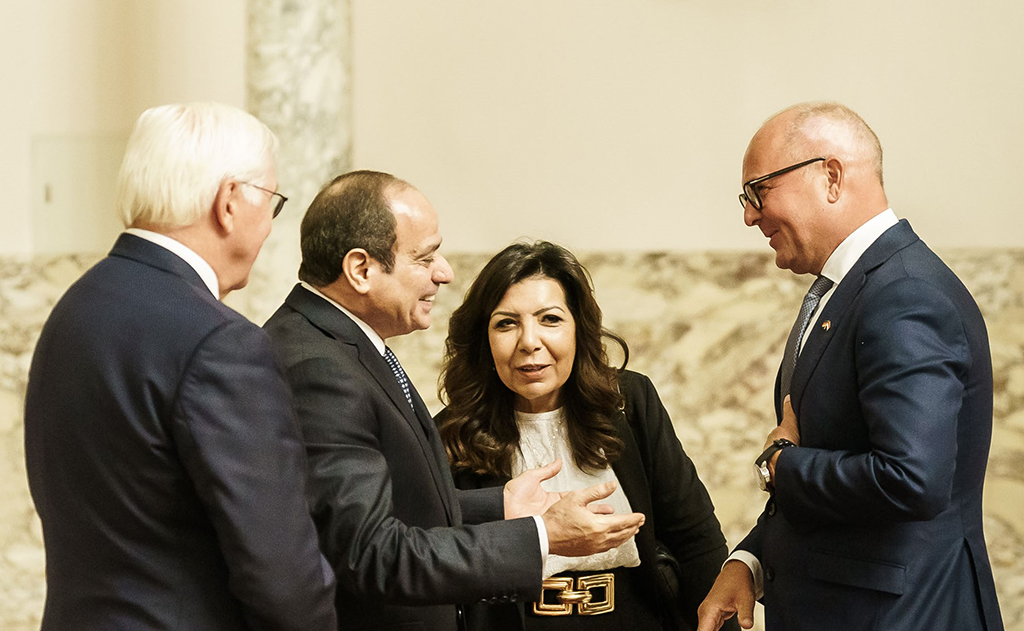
[741, 102, 890, 275]
[775, 102, 883, 186]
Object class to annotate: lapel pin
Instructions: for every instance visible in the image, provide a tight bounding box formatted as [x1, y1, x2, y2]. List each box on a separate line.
[821, 320, 832, 331]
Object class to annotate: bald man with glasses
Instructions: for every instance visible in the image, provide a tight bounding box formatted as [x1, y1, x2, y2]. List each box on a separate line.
[697, 102, 1003, 631]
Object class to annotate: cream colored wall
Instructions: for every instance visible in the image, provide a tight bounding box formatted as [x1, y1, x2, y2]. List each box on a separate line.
[351, 0, 1024, 253]
[0, 0, 246, 255]
[5, 1, 1021, 256]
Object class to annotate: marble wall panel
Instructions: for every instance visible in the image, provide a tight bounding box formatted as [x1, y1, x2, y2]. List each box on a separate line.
[2, 248, 1022, 630]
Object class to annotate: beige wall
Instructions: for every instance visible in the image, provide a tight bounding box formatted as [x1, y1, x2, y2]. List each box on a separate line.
[351, 0, 1024, 253]
[3, 0, 1022, 256]
[0, 0, 246, 255]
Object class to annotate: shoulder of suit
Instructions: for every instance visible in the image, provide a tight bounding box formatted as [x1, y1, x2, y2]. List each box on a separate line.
[618, 369, 655, 400]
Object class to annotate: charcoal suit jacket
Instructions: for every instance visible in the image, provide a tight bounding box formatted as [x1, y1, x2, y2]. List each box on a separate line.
[24, 233, 336, 630]
[737, 220, 1004, 630]
[263, 284, 543, 631]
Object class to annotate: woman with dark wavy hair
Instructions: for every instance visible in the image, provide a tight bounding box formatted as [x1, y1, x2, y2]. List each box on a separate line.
[437, 241, 735, 631]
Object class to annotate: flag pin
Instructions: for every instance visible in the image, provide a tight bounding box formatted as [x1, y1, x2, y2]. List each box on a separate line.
[821, 320, 832, 331]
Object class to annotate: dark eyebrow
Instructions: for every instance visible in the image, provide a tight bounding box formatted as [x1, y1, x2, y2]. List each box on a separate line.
[533, 306, 566, 316]
[489, 306, 566, 319]
[412, 241, 441, 260]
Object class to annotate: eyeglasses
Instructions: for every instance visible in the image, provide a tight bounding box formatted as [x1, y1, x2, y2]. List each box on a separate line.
[243, 182, 288, 218]
[738, 157, 825, 210]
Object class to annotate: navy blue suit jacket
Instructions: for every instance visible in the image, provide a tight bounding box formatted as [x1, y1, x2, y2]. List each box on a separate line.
[25, 234, 336, 630]
[737, 220, 1003, 630]
[263, 285, 542, 631]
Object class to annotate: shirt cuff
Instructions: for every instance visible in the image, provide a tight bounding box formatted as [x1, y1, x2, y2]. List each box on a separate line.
[725, 550, 764, 600]
[533, 515, 550, 574]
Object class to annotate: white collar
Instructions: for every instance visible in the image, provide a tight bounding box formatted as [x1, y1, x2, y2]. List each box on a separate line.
[125, 228, 220, 299]
[300, 281, 386, 355]
[820, 208, 898, 286]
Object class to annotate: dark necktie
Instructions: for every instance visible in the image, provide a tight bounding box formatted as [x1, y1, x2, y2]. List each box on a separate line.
[383, 347, 415, 411]
[779, 275, 834, 397]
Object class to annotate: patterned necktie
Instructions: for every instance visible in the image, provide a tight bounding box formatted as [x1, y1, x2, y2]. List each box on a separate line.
[383, 347, 415, 411]
[779, 275, 834, 397]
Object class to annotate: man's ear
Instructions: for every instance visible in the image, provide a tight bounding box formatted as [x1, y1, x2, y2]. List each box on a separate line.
[824, 157, 844, 204]
[212, 180, 239, 235]
[341, 249, 374, 295]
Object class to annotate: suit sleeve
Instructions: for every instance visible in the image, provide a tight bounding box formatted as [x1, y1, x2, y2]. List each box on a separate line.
[172, 321, 337, 631]
[457, 487, 506, 525]
[286, 352, 542, 605]
[626, 373, 733, 629]
[774, 276, 969, 525]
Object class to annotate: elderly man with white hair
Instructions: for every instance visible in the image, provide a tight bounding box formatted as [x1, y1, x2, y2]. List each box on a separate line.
[24, 102, 337, 631]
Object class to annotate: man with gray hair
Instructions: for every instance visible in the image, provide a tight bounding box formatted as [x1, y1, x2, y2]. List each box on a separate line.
[24, 102, 336, 630]
[697, 102, 1003, 630]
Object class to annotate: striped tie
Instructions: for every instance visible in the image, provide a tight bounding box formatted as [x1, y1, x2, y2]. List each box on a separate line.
[779, 275, 833, 397]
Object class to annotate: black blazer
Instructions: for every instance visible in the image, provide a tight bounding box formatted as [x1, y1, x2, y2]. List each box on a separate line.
[264, 284, 545, 631]
[738, 221, 1004, 630]
[446, 370, 734, 631]
[24, 234, 336, 630]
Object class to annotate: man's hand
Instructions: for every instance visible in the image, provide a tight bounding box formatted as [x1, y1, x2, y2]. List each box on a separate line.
[763, 395, 800, 450]
[504, 459, 565, 519]
[764, 395, 800, 479]
[541, 481, 645, 557]
[697, 560, 756, 631]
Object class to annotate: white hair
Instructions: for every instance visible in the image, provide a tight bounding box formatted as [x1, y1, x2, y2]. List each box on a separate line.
[116, 102, 278, 228]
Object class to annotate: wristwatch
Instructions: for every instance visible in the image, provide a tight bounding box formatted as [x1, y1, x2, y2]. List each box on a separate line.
[755, 438, 796, 492]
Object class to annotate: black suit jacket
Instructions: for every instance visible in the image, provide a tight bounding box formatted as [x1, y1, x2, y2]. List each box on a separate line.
[448, 371, 735, 631]
[24, 234, 336, 630]
[738, 220, 1004, 630]
[263, 284, 543, 631]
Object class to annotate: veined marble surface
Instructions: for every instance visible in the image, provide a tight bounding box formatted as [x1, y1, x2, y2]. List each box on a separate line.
[2, 248, 1022, 630]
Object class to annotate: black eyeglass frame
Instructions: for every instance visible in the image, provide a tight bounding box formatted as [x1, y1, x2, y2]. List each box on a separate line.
[244, 182, 288, 218]
[738, 157, 826, 210]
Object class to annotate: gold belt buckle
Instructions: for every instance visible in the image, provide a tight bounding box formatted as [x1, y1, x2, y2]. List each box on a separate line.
[532, 573, 615, 616]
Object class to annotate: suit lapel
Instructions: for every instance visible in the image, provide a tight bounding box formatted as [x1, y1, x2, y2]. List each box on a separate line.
[610, 410, 657, 554]
[787, 220, 921, 415]
[283, 285, 459, 524]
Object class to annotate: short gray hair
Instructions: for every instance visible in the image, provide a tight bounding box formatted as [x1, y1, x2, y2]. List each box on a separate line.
[116, 102, 278, 228]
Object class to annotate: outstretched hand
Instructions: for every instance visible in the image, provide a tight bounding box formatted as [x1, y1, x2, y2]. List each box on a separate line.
[504, 459, 565, 519]
[697, 561, 756, 631]
[542, 481, 645, 557]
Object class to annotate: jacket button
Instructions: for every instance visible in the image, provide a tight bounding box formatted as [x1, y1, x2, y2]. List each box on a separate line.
[767, 501, 776, 516]
[765, 567, 775, 582]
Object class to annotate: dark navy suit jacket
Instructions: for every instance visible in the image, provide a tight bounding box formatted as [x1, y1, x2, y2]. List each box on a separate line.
[25, 234, 336, 630]
[263, 284, 543, 631]
[738, 220, 1003, 630]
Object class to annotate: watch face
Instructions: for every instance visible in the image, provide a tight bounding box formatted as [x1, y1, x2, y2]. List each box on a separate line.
[754, 462, 770, 491]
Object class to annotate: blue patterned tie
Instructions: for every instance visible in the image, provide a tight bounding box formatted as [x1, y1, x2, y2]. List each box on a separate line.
[383, 347, 415, 411]
[779, 275, 834, 397]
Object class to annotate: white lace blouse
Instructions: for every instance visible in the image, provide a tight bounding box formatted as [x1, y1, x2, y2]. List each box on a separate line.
[512, 408, 641, 576]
